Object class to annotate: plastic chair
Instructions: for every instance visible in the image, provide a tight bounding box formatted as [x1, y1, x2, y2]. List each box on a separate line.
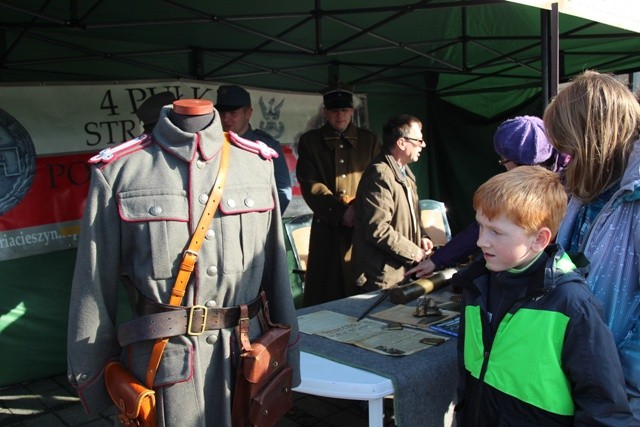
[284, 214, 312, 307]
[419, 199, 452, 247]
[284, 213, 313, 276]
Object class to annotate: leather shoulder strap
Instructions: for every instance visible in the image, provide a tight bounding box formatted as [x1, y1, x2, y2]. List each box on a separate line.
[145, 135, 231, 388]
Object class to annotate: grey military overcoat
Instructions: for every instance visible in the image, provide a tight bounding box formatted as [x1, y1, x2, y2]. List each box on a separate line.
[67, 106, 300, 426]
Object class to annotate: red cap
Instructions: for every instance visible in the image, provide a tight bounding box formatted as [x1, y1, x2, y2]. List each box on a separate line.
[173, 99, 213, 115]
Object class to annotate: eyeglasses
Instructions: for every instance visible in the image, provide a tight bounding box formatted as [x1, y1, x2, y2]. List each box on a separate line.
[403, 136, 425, 145]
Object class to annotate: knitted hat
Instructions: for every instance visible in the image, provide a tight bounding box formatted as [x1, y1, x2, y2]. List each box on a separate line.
[493, 115, 547, 161]
[494, 116, 571, 173]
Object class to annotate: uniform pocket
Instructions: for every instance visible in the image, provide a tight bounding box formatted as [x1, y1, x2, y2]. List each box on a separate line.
[117, 189, 189, 279]
[219, 185, 274, 273]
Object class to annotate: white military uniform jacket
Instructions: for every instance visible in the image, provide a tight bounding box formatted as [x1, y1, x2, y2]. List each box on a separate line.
[67, 106, 300, 426]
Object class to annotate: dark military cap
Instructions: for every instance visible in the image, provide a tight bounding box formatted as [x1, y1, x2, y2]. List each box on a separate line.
[136, 91, 177, 132]
[323, 88, 354, 109]
[215, 85, 251, 112]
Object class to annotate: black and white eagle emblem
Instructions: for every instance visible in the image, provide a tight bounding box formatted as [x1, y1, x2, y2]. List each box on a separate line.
[258, 97, 285, 140]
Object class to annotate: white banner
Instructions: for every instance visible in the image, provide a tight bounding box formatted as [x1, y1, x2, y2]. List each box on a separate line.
[0, 79, 367, 155]
[0, 80, 369, 259]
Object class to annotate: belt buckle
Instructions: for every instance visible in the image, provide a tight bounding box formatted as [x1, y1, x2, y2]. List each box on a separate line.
[187, 305, 208, 336]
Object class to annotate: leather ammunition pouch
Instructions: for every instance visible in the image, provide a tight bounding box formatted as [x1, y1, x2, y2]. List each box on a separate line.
[232, 292, 293, 427]
[104, 361, 156, 427]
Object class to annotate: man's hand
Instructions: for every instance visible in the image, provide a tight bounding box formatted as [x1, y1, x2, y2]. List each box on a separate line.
[413, 247, 427, 264]
[421, 237, 434, 256]
[405, 258, 436, 279]
[341, 205, 356, 227]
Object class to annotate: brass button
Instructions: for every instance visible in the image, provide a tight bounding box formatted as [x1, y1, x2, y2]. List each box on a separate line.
[199, 194, 208, 204]
[149, 205, 162, 216]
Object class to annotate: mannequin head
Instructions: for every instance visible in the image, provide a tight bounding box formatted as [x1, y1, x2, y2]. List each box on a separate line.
[169, 99, 214, 133]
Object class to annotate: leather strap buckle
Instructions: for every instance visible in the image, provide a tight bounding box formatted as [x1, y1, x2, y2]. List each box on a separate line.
[183, 249, 198, 260]
[187, 305, 208, 336]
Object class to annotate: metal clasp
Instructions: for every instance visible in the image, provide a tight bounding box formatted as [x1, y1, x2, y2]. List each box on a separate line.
[187, 305, 208, 336]
[183, 249, 199, 260]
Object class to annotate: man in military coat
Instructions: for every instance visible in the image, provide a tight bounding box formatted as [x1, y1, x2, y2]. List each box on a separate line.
[296, 88, 380, 307]
[216, 84, 292, 215]
[67, 99, 300, 427]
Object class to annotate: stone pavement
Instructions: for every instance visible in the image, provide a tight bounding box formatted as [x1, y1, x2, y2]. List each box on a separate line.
[0, 374, 396, 426]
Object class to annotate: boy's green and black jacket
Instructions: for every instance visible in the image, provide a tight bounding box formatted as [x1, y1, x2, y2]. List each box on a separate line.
[453, 244, 631, 427]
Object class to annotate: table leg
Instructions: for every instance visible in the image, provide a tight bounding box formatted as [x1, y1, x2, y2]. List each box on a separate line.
[368, 397, 384, 427]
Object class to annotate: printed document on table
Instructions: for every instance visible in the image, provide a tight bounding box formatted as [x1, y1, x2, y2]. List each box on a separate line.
[371, 304, 458, 328]
[298, 310, 449, 356]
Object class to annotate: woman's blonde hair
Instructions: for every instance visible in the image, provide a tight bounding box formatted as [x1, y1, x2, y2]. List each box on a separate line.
[474, 166, 567, 237]
[543, 70, 640, 202]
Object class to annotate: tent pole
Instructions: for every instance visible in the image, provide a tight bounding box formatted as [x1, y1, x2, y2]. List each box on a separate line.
[550, 3, 559, 99]
[541, 3, 559, 108]
[541, 9, 549, 107]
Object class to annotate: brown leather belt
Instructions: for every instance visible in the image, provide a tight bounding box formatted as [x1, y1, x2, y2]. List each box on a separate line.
[117, 295, 262, 347]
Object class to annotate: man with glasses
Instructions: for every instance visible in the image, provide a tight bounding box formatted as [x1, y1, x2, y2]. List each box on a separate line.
[296, 86, 380, 306]
[351, 114, 434, 291]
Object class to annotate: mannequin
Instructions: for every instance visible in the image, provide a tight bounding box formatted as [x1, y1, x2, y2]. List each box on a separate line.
[168, 99, 214, 133]
[68, 91, 300, 427]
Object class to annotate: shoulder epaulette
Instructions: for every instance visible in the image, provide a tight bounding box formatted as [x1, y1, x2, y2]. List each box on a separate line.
[228, 131, 278, 160]
[88, 134, 152, 164]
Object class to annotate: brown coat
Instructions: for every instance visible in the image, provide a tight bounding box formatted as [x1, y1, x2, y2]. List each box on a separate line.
[296, 122, 380, 306]
[352, 150, 427, 289]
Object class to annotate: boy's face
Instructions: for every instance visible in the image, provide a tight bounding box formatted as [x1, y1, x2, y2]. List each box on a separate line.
[475, 210, 541, 272]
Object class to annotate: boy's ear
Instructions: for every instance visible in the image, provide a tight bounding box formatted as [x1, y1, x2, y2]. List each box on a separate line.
[531, 227, 552, 251]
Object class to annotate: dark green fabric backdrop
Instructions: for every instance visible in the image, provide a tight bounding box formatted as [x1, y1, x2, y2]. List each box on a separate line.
[421, 93, 545, 233]
[0, 249, 134, 386]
